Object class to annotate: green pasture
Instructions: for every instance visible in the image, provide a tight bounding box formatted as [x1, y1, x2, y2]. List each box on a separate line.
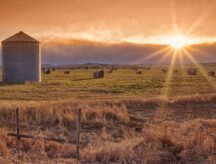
[0, 66, 216, 101]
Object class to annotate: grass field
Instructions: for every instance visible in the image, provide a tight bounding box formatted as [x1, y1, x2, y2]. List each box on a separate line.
[1, 66, 216, 163]
[0, 66, 216, 102]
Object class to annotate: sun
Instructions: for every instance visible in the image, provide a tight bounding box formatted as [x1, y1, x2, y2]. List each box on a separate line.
[165, 35, 197, 50]
[169, 38, 186, 49]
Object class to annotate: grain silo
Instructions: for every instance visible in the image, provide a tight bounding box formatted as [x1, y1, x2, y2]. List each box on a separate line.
[1, 31, 41, 83]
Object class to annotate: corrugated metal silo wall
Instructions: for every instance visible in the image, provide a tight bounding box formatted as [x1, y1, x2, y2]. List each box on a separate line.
[2, 42, 41, 83]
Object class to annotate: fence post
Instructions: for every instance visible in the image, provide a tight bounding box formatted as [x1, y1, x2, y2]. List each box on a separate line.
[16, 108, 20, 140]
[76, 108, 81, 159]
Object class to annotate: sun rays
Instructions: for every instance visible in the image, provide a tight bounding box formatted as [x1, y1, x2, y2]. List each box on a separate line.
[132, 42, 216, 99]
[182, 48, 216, 90]
[131, 46, 170, 65]
[130, 0, 216, 99]
[162, 49, 178, 99]
[164, 46, 216, 99]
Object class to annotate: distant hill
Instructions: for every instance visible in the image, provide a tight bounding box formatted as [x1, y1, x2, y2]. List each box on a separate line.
[42, 60, 216, 69]
[201, 62, 216, 67]
[42, 63, 154, 69]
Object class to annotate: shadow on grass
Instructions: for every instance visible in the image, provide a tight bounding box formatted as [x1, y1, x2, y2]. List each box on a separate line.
[72, 77, 95, 81]
[87, 88, 124, 94]
[0, 81, 7, 87]
[0, 81, 31, 86]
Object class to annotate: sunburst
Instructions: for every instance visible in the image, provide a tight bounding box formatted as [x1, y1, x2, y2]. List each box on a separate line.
[163, 35, 198, 50]
[129, 0, 216, 99]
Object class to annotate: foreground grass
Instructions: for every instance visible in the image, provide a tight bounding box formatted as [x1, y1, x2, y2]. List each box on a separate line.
[1, 119, 216, 163]
[81, 119, 216, 163]
[0, 96, 216, 163]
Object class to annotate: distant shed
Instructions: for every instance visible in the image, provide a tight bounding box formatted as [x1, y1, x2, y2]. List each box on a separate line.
[1, 31, 41, 83]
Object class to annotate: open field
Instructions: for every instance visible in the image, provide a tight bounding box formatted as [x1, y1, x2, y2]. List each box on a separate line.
[2, 0, 216, 163]
[0, 66, 216, 102]
[1, 66, 216, 163]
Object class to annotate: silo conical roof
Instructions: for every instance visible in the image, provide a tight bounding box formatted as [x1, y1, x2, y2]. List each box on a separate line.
[2, 31, 40, 43]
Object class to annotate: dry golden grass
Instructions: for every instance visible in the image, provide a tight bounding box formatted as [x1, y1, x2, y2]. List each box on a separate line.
[1, 119, 216, 163]
[0, 94, 214, 131]
[80, 119, 216, 163]
[0, 100, 129, 130]
[0, 95, 216, 163]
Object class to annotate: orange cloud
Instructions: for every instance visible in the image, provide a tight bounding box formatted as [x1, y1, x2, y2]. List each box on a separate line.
[1, 0, 216, 44]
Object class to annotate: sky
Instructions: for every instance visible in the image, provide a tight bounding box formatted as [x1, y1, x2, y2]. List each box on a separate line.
[0, 0, 216, 64]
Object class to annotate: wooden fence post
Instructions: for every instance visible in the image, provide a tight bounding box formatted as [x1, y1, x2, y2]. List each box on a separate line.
[76, 108, 81, 159]
[16, 108, 20, 140]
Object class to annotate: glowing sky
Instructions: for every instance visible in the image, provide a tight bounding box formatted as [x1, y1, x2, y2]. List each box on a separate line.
[0, 0, 216, 64]
[1, 0, 216, 43]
